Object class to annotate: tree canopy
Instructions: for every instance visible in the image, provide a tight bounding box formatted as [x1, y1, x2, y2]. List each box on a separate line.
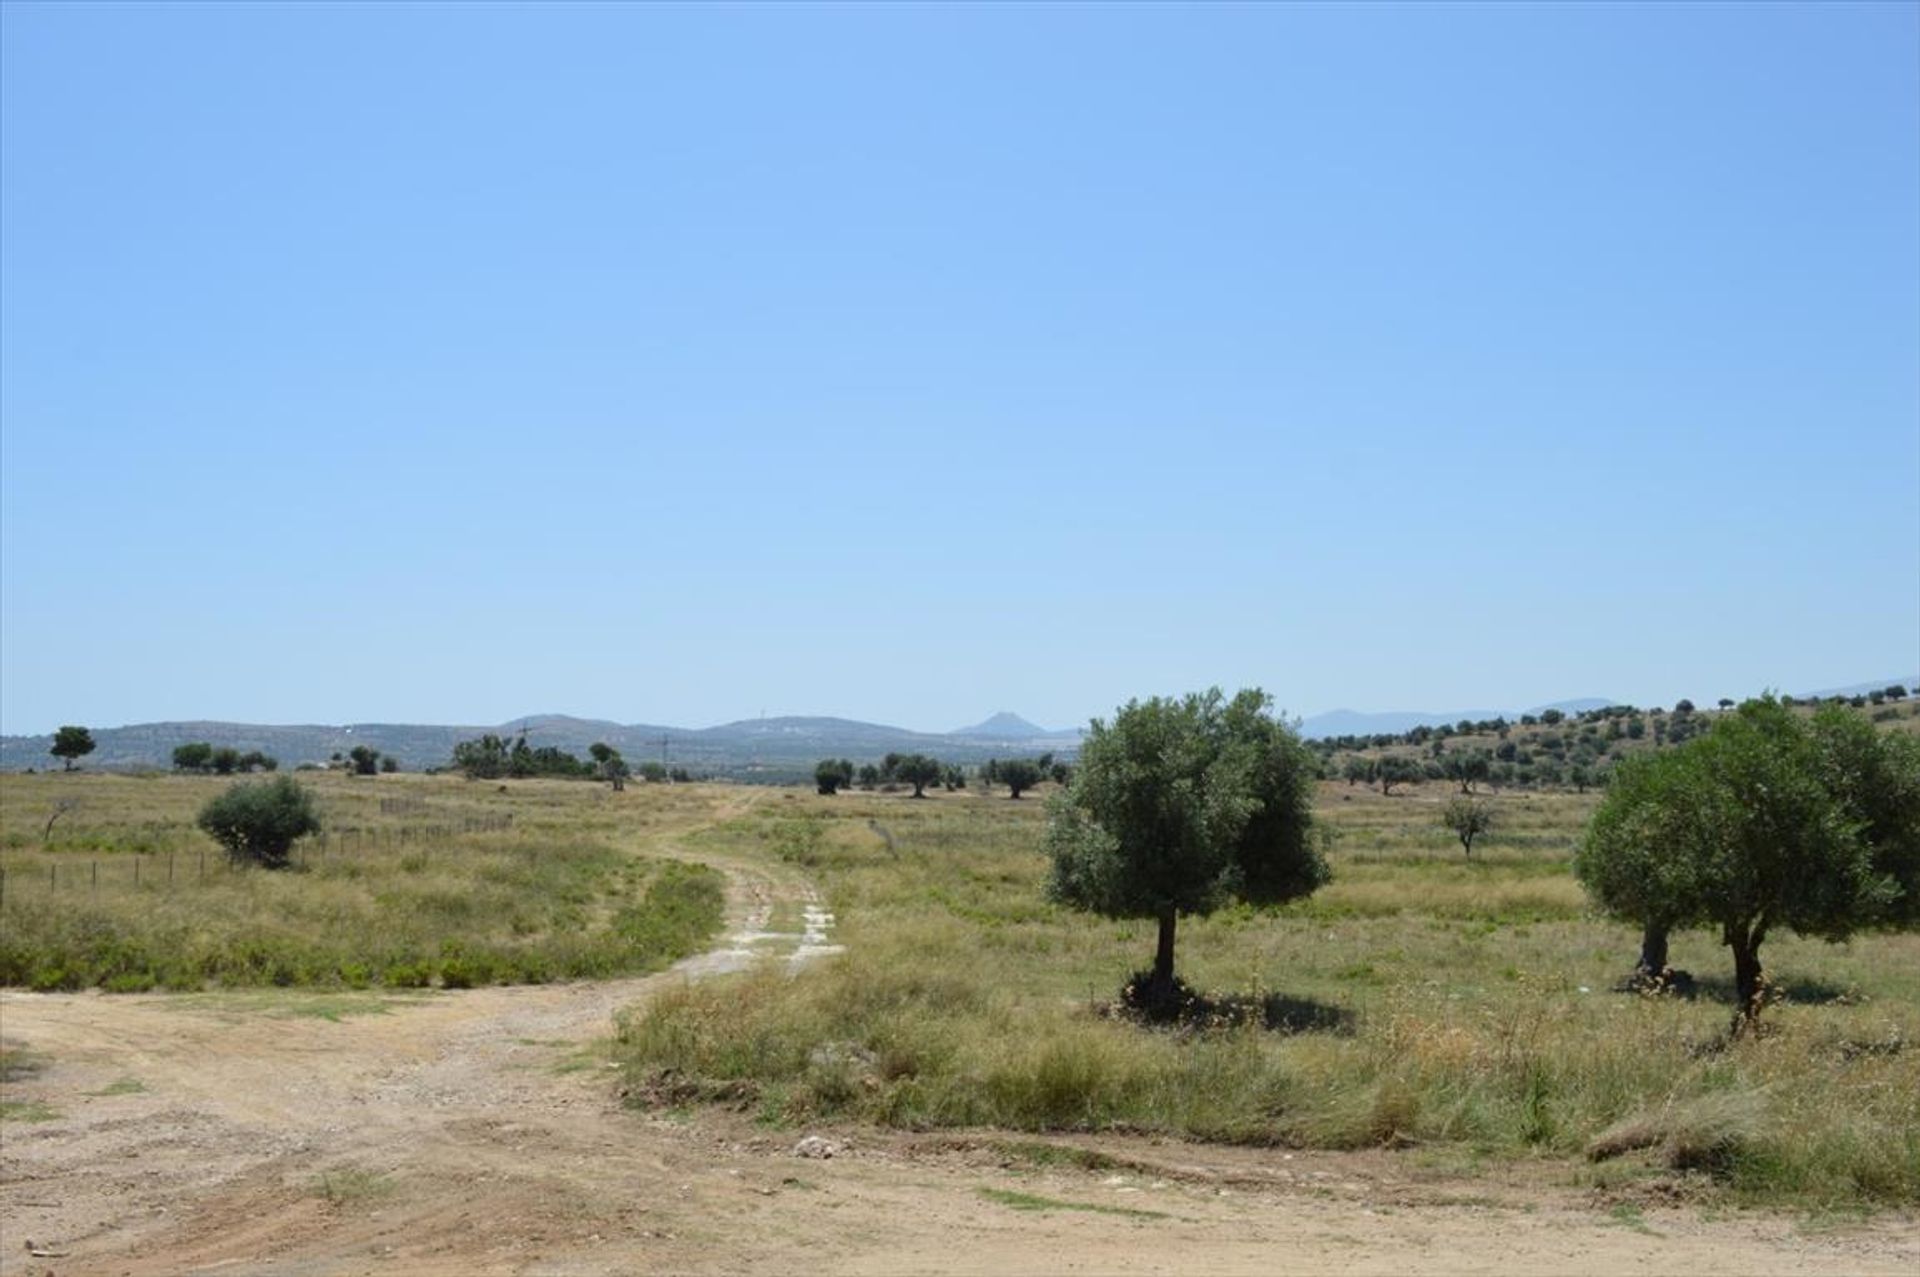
[893, 753, 942, 798]
[50, 725, 95, 771]
[1574, 696, 1910, 1028]
[196, 776, 322, 869]
[1045, 688, 1326, 1009]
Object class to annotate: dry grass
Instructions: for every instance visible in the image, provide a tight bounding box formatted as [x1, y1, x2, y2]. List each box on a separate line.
[616, 784, 1920, 1209]
[0, 772, 725, 990]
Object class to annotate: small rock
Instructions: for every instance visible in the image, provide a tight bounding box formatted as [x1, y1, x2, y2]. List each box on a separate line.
[792, 1135, 840, 1159]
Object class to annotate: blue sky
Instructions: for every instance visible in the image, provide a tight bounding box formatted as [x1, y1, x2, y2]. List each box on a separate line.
[2, 2, 1915, 736]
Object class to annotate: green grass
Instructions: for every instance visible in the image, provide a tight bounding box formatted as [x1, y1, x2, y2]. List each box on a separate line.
[314, 1168, 396, 1205]
[0, 1042, 48, 1082]
[84, 1076, 147, 1096]
[976, 1187, 1168, 1219]
[0, 773, 727, 992]
[0, 1098, 60, 1122]
[615, 785, 1920, 1211]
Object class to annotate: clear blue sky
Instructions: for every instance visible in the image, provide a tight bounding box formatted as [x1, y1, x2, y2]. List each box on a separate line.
[3, 2, 1916, 736]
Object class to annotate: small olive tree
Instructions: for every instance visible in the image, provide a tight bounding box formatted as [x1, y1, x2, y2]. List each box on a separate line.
[1046, 688, 1327, 1011]
[197, 776, 322, 869]
[1440, 796, 1494, 856]
[894, 753, 942, 798]
[50, 725, 95, 771]
[995, 758, 1044, 799]
[814, 758, 854, 795]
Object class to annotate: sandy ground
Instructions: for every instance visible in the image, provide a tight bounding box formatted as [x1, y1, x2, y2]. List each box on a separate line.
[3, 843, 1917, 1277]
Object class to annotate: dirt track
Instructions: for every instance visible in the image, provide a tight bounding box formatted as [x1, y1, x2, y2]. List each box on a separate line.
[3, 835, 1917, 1276]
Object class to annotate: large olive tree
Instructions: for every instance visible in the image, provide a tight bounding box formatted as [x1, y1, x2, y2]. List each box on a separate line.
[1574, 698, 1905, 1030]
[1045, 688, 1327, 1008]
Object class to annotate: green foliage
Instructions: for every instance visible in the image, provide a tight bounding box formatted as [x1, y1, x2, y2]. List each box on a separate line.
[451, 733, 590, 781]
[196, 776, 322, 869]
[50, 725, 95, 770]
[1046, 688, 1325, 993]
[1575, 697, 1901, 1027]
[1444, 751, 1492, 794]
[171, 743, 276, 774]
[893, 753, 942, 798]
[452, 733, 511, 779]
[589, 743, 630, 789]
[814, 759, 854, 796]
[1807, 705, 1920, 928]
[348, 745, 381, 776]
[1440, 797, 1495, 856]
[1374, 755, 1421, 795]
[985, 757, 1046, 799]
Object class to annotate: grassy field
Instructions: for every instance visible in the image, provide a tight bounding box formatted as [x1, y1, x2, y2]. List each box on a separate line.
[0, 772, 724, 991]
[616, 783, 1920, 1210]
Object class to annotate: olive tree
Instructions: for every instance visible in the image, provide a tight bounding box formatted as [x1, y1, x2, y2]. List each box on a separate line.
[894, 753, 942, 798]
[196, 776, 322, 869]
[172, 742, 214, 772]
[993, 758, 1044, 799]
[50, 725, 95, 771]
[1375, 754, 1421, 795]
[814, 758, 854, 795]
[1045, 688, 1327, 1009]
[1440, 796, 1494, 856]
[1574, 698, 1905, 1030]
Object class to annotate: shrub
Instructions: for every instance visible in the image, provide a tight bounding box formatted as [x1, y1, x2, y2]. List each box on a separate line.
[196, 777, 322, 869]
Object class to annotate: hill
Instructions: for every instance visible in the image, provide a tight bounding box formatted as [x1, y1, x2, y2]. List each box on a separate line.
[0, 712, 1084, 776]
[949, 712, 1055, 739]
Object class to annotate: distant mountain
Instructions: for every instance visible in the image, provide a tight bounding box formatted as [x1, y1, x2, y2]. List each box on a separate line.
[1798, 676, 1919, 700]
[0, 711, 1085, 775]
[951, 711, 1053, 739]
[1524, 697, 1614, 716]
[1299, 697, 1616, 740]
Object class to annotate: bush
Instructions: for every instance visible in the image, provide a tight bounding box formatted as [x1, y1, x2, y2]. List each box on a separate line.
[196, 777, 322, 868]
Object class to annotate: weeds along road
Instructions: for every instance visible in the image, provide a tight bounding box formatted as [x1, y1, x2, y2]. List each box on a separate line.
[2, 793, 1916, 1276]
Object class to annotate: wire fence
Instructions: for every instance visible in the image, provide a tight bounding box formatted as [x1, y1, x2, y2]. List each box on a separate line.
[0, 812, 517, 904]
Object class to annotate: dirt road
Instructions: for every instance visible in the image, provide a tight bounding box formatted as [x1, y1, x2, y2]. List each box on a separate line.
[3, 835, 1916, 1276]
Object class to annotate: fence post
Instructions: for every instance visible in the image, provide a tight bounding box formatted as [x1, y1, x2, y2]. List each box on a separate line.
[92, 861, 98, 893]
[135, 858, 141, 887]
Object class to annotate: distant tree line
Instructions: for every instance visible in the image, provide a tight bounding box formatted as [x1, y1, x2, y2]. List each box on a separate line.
[1314, 693, 1912, 795]
[449, 734, 690, 787]
[173, 742, 280, 774]
[813, 752, 1071, 799]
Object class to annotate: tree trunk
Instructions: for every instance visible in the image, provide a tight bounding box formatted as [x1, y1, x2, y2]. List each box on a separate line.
[1151, 909, 1177, 994]
[1728, 924, 1767, 1034]
[1636, 923, 1669, 977]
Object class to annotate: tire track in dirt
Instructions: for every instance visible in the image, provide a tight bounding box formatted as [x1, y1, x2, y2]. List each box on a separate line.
[0, 796, 839, 1275]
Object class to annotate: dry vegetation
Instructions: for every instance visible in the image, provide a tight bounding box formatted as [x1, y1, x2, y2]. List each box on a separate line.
[3, 768, 1914, 1214]
[617, 783, 1920, 1210]
[0, 771, 724, 990]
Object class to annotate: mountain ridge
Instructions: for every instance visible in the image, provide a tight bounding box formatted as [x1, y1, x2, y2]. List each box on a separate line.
[9, 678, 1911, 773]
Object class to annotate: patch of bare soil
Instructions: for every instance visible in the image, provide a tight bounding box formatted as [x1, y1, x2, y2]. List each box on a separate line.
[3, 844, 1916, 1276]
